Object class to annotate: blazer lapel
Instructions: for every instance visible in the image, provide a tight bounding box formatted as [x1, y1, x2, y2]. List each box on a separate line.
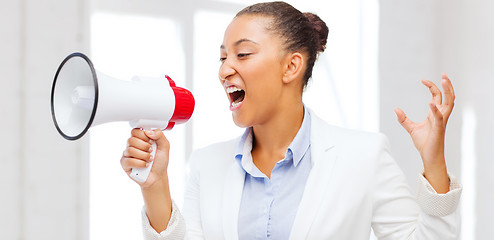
[222, 159, 245, 240]
[290, 111, 338, 240]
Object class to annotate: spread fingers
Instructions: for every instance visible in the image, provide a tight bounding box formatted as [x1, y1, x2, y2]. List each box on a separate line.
[441, 73, 455, 108]
[421, 79, 442, 105]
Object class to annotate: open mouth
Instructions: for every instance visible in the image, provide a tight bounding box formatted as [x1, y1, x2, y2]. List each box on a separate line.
[226, 86, 245, 108]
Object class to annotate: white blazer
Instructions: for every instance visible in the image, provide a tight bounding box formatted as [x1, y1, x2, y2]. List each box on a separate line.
[142, 110, 462, 240]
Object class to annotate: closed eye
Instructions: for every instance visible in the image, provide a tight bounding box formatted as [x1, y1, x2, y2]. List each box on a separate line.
[220, 53, 251, 62]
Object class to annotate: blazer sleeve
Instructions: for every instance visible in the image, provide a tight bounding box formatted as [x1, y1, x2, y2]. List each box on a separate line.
[141, 200, 186, 240]
[371, 134, 462, 240]
[181, 149, 206, 239]
[141, 150, 205, 240]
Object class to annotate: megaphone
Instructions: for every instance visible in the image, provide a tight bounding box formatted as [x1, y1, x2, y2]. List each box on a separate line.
[51, 52, 195, 183]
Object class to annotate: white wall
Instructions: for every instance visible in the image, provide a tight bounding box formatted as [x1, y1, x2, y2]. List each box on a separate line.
[380, 0, 459, 189]
[379, 0, 494, 239]
[0, 0, 90, 239]
[452, 1, 494, 238]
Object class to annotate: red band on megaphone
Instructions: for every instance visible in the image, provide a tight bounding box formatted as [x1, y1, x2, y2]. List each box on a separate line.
[165, 76, 195, 123]
[165, 121, 175, 130]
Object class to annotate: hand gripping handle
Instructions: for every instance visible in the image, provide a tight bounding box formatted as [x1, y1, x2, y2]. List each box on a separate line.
[130, 140, 156, 183]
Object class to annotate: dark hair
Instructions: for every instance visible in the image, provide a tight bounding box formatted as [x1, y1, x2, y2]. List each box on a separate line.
[236, 1, 329, 88]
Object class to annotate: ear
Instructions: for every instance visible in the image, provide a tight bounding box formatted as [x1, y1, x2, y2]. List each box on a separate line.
[282, 52, 304, 84]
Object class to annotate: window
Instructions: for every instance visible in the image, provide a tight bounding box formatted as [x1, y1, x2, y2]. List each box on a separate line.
[90, 12, 186, 239]
[192, 10, 243, 149]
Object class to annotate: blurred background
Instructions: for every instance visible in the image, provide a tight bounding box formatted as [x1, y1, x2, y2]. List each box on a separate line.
[0, 0, 492, 239]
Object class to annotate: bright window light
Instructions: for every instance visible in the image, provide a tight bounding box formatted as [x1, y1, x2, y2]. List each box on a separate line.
[299, 0, 379, 132]
[90, 12, 186, 239]
[192, 10, 244, 150]
[461, 107, 477, 240]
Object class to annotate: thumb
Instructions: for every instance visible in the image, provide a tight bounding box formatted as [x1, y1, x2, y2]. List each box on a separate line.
[144, 129, 170, 152]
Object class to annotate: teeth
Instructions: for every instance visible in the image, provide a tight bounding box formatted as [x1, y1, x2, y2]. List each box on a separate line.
[226, 86, 243, 93]
[232, 101, 241, 108]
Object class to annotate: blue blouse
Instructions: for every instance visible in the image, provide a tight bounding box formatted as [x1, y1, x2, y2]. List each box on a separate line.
[235, 109, 312, 240]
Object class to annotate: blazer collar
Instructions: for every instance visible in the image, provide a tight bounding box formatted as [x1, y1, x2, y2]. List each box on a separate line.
[222, 155, 245, 240]
[307, 108, 338, 165]
[290, 109, 339, 239]
[221, 109, 339, 240]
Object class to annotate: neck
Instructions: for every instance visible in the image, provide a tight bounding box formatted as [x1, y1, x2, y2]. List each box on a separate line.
[251, 100, 304, 161]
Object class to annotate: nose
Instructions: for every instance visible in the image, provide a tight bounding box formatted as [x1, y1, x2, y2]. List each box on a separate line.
[218, 59, 236, 83]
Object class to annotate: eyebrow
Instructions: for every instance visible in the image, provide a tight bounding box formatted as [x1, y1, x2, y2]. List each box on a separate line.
[220, 38, 259, 49]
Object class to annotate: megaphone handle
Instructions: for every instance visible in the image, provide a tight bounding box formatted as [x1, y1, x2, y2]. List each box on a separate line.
[130, 141, 156, 183]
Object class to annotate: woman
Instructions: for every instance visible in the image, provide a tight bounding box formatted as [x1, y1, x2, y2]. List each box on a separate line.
[121, 2, 461, 239]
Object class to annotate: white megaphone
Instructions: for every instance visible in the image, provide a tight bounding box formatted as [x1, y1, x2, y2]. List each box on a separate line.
[51, 52, 195, 183]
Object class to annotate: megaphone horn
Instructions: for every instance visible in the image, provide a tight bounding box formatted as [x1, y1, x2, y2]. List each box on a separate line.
[51, 52, 195, 182]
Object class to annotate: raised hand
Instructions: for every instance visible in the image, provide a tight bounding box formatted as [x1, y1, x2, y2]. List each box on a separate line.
[394, 73, 455, 193]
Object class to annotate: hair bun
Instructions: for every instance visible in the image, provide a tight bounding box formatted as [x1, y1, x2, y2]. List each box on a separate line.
[304, 12, 328, 53]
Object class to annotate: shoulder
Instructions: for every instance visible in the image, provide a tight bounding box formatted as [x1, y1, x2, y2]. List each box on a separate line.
[309, 110, 399, 184]
[309, 110, 390, 152]
[188, 137, 239, 171]
[190, 138, 238, 158]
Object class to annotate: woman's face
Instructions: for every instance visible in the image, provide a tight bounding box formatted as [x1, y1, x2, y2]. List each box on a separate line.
[219, 15, 287, 128]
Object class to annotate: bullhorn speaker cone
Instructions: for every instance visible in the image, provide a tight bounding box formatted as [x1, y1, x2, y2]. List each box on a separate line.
[50, 52, 195, 140]
[51, 52, 195, 182]
[51, 52, 98, 140]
